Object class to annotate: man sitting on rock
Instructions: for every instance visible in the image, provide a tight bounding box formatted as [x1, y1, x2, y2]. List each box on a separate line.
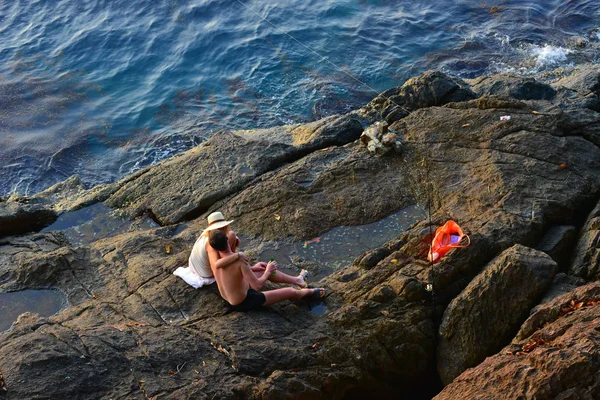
[208, 229, 325, 312]
[188, 211, 309, 288]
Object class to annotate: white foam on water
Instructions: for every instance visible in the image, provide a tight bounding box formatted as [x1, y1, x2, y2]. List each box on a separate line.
[530, 44, 572, 68]
[494, 33, 511, 48]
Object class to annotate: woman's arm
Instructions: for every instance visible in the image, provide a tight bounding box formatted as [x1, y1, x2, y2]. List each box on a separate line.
[206, 241, 222, 276]
[240, 261, 276, 291]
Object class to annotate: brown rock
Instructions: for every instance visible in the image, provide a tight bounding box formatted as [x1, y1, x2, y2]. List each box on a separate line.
[365, 70, 475, 124]
[0, 199, 57, 238]
[434, 282, 600, 400]
[469, 74, 557, 100]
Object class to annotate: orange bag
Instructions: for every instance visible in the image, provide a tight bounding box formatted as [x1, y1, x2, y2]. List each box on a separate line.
[427, 220, 470, 263]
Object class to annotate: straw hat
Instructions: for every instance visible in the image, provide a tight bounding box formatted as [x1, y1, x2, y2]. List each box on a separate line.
[202, 211, 234, 234]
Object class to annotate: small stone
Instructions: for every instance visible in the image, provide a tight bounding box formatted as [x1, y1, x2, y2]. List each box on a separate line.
[381, 133, 397, 145]
[361, 122, 393, 155]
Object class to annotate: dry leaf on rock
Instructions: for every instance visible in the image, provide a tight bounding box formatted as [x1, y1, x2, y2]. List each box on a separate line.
[522, 337, 549, 353]
[303, 237, 321, 248]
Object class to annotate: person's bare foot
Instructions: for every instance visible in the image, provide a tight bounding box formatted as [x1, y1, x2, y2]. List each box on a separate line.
[302, 287, 325, 300]
[295, 269, 309, 288]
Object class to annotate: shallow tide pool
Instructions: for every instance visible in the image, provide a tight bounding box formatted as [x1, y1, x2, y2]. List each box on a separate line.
[0, 289, 68, 332]
[250, 204, 426, 281]
[41, 202, 158, 245]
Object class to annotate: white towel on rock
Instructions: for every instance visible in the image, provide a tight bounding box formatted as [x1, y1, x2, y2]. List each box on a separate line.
[173, 266, 215, 289]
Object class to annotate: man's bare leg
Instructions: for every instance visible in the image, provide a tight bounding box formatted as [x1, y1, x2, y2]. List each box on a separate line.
[262, 287, 325, 306]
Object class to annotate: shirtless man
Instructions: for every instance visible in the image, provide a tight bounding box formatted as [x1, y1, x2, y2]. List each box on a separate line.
[208, 230, 325, 312]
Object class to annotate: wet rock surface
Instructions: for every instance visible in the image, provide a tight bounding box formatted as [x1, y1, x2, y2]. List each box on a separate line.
[468, 74, 557, 100]
[103, 114, 364, 225]
[1, 66, 600, 399]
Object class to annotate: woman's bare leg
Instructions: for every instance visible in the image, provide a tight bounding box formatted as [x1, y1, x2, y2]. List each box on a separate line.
[269, 269, 309, 287]
[227, 231, 240, 252]
[247, 258, 308, 288]
[252, 268, 309, 288]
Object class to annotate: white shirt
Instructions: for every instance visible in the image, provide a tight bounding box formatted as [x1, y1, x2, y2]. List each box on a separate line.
[188, 235, 213, 278]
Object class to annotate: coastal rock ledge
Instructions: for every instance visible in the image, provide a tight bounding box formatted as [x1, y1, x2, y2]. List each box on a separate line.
[1, 64, 600, 400]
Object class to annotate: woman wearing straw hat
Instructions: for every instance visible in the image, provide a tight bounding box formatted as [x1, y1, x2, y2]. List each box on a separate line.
[189, 211, 309, 288]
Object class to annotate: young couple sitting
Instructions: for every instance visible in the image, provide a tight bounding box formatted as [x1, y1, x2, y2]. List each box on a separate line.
[196, 212, 325, 311]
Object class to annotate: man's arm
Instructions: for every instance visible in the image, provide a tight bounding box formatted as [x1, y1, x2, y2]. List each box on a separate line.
[240, 261, 276, 291]
[206, 242, 222, 276]
[214, 252, 240, 269]
[215, 252, 251, 269]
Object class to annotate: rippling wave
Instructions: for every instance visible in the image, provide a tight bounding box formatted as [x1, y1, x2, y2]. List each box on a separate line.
[1, 0, 599, 196]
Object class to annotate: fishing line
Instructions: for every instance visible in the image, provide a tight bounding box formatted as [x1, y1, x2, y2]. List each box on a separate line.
[234, 0, 383, 97]
[234, 0, 437, 298]
[424, 146, 436, 307]
[233, 0, 428, 135]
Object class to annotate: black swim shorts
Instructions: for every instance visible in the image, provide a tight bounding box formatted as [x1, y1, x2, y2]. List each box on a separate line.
[231, 288, 266, 312]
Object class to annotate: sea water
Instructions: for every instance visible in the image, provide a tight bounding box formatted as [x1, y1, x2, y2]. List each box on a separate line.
[1, 0, 599, 197]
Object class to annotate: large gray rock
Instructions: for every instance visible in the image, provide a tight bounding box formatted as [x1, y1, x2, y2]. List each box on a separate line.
[103, 114, 363, 225]
[437, 245, 557, 385]
[469, 74, 557, 100]
[380, 93, 600, 311]
[217, 143, 415, 240]
[0, 223, 435, 400]
[2, 67, 600, 399]
[552, 64, 600, 96]
[28, 175, 89, 211]
[550, 64, 600, 112]
[364, 70, 476, 124]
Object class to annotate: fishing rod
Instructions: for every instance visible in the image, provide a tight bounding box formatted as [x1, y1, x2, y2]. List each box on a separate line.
[233, 0, 438, 303]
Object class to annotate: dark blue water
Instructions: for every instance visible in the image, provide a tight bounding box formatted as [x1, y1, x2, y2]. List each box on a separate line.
[1, 0, 599, 197]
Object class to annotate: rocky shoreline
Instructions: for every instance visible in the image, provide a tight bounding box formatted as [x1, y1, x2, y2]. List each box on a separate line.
[1, 64, 599, 399]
